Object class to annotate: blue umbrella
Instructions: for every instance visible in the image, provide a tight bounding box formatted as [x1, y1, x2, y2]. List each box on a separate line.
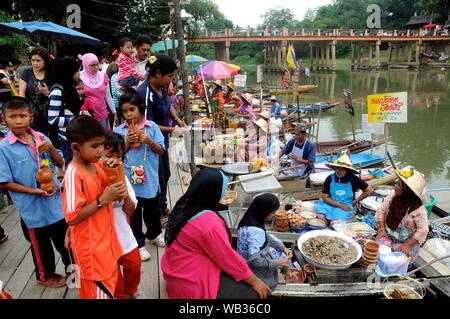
[0, 21, 107, 46]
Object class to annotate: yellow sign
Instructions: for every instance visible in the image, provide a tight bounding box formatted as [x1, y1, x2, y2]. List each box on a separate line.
[367, 92, 408, 123]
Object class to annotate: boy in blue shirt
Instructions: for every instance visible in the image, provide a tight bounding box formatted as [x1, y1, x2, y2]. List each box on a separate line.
[0, 97, 71, 288]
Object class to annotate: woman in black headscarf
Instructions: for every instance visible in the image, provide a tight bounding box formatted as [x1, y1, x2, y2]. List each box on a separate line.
[161, 168, 271, 299]
[237, 193, 292, 290]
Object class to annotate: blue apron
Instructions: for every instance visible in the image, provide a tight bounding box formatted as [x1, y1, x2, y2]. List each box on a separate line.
[289, 139, 308, 176]
[315, 174, 354, 221]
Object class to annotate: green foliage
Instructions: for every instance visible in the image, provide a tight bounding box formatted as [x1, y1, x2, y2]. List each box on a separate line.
[184, 0, 233, 37]
[260, 7, 295, 29]
[0, 9, 28, 59]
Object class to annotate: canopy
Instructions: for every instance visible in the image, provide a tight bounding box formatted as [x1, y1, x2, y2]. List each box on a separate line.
[193, 61, 239, 79]
[423, 24, 437, 28]
[151, 39, 188, 52]
[186, 55, 208, 63]
[0, 21, 107, 46]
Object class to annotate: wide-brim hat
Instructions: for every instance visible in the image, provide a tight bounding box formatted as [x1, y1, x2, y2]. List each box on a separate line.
[240, 93, 253, 105]
[227, 82, 234, 90]
[253, 118, 269, 133]
[258, 110, 270, 120]
[325, 153, 360, 173]
[394, 166, 427, 200]
[269, 95, 277, 101]
[212, 80, 222, 87]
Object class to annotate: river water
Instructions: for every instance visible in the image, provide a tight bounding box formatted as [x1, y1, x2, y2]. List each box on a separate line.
[247, 69, 450, 189]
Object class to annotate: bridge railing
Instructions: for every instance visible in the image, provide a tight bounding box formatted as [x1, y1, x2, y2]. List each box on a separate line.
[198, 28, 450, 39]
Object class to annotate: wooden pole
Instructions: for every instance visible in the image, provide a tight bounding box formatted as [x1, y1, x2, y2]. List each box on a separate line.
[174, 0, 196, 176]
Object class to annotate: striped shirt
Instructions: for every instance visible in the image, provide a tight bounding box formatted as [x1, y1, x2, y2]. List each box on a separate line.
[48, 87, 74, 142]
[110, 73, 122, 110]
[117, 52, 144, 81]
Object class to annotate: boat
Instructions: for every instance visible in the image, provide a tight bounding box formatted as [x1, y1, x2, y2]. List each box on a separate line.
[286, 103, 339, 113]
[316, 153, 386, 168]
[315, 139, 386, 156]
[266, 85, 318, 95]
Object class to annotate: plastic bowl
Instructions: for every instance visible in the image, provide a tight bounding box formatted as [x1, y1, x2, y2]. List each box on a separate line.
[297, 230, 362, 270]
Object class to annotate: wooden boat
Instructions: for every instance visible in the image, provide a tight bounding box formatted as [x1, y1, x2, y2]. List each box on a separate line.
[315, 139, 386, 156]
[316, 153, 385, 168]
[287, 103, 339, 113]
[266, 85, 318, 95]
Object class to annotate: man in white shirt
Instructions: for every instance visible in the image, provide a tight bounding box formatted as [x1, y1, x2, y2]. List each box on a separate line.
[134, 35, 153, 86]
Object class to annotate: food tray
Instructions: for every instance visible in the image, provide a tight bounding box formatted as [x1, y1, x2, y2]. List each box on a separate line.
[238, 172, 282, 193]
[333, 222, 376, 237]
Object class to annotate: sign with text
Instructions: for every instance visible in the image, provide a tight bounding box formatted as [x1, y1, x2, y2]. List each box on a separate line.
[292, 60, 302, 88]
[305, 67, 310, 77]
[256, 64, 263, 83]
[368, 92, 408, 123]
[282, 69, 290, 89]
[362, 114, 385, 135]
[234, 74, 247, 88]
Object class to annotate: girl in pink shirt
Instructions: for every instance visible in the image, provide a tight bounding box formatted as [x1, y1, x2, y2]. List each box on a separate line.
[161, 168, 271, 299]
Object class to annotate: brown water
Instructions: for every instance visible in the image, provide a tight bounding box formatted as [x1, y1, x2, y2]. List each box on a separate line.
[249, 69, 450, 189]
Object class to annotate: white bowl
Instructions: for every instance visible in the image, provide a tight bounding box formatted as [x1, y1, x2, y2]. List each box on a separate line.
[297, 229, 362, 270]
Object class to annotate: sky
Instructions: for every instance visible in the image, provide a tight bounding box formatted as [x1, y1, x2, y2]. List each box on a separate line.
[210, 0, 333, 28]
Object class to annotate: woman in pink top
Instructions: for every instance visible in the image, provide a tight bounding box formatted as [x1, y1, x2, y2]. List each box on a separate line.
[80, 53, 117, 129]
[161, 168, 271, 299]
[375, 166, 429, 264]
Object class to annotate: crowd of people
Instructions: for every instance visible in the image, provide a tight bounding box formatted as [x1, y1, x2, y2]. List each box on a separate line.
[0, 34, 432, 300]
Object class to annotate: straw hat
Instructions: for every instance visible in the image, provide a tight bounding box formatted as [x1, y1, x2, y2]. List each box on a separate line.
[227, 82, 234, 90]
[258, 110, 270, 120]
[325, 152, 360, 173]
[240, 93, 253, 105]
[394, 166, 427, 200]
[212, 80, 222, 87]
[253, 118, 269, 133]
[269, 95, 277, 101]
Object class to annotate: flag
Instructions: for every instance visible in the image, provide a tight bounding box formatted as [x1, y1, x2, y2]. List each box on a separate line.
[9, 81, 19, 96]
[286, 44, 298, 70]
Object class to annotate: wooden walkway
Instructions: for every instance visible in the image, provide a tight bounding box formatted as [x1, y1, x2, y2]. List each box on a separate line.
[0, 156, 191, 299]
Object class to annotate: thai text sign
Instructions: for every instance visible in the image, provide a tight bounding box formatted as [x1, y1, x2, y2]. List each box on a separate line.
[256, 64, 263, 83]
[367, 92, 407, 123]
[234, 74, 247, 88]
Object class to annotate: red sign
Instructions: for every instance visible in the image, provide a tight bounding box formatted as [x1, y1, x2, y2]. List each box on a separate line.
[292, 60, 302, 88]
[282, 69, 290, 89]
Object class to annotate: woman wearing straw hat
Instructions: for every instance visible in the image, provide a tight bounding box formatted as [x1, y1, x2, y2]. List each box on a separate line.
[375, 166, 429, 259]
[315, 152, 373, 222]
[227, 93, 256, 125]
[223, 82, 235, 105]
[211, 80, 224, 111]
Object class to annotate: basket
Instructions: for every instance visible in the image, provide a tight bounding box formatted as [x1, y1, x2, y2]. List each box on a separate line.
[219, 190, 237, 205]
[383, 275, 425, 299]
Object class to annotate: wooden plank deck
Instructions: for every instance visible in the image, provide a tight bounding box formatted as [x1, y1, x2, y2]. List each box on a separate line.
[0, 145, 188, 299]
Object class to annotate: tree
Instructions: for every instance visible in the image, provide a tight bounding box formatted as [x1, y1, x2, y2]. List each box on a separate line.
[0, 9, 28, 59]
[260, 7, 295, 29]
[184, 0, 233, 38]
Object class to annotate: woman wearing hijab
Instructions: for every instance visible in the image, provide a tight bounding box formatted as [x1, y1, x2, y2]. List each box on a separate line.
[48, 57, 82, 166]
[375, 166, 429, 262]
[80, 53, 117, 129]
[161, 168, 271, 299]
[237, 193, 292, 290]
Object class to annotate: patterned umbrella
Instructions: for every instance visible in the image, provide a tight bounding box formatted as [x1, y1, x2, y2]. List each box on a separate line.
[193, 61, 239, 79]
[185, 55, 208, 63]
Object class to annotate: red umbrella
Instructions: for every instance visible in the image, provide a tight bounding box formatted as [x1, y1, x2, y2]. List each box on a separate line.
[423, 24, 437, 28]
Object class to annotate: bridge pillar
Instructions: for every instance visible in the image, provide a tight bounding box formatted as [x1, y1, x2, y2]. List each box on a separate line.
[375, 41, 381, 69]
[320, 44, 325, 71]
[351, 43, 355, 70]
[331, 42, 336, 71]
[325, 43, 330, 70]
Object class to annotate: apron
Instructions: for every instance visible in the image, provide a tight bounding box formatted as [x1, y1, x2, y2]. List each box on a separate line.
[377, 223, 420, 266]
[315, 174, 354, 221]
[289, 139, 308, 176]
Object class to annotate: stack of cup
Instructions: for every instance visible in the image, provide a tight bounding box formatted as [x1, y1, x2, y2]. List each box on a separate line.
[361, 241, 380, 267]
[275, 210, 288, 232]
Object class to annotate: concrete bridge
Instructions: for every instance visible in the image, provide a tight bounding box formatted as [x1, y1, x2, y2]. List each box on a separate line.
[188, 28, 450, 71]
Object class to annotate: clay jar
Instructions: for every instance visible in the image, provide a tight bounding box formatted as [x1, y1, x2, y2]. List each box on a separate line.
[103, 163, 128, 201]
[275, 210, 288, 232]
[36, 166, 56, 193]
[129, 120, 143, 148]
